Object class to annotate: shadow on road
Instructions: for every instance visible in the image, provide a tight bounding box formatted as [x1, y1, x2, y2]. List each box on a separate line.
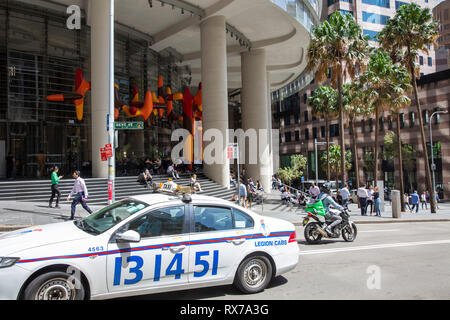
[116, 276, 289, 300]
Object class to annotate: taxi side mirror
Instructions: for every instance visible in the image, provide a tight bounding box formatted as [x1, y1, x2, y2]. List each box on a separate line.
[116, 230, 141, 243]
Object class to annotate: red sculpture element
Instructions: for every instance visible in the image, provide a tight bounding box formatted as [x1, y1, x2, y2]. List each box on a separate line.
[46, 68, 91, 121]
[121, 85, 154, 121]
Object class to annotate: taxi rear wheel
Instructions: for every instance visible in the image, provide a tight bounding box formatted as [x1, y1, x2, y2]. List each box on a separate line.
[24, 271, 85, 300]
[234, 255, 273, 294]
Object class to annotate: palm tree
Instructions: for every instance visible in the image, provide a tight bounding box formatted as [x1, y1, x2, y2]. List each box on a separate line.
[377, 3, 439, 213]
[357, 50, 412, 187]
[343, 82, 373, 189]
[306, 11, 371, 186]
[308, 85, 338, 182]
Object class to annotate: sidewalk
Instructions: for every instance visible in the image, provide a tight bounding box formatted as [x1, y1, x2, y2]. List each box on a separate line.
[251, 193, 450, 226]
[1, 193, 450, 231]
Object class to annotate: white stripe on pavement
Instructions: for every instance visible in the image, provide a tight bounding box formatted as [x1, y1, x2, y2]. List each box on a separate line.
[300, 239, 450, 255]
[358, 229, 400, 233]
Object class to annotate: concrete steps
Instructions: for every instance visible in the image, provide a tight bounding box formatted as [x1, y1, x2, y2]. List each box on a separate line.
[0, 174, 236, 205]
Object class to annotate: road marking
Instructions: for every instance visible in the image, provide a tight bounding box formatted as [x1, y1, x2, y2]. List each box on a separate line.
[358, 229, 400, 233]
[299, 239, 450, 255]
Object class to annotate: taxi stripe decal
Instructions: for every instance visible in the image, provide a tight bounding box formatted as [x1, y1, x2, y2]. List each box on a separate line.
[16, 231, 294, 264]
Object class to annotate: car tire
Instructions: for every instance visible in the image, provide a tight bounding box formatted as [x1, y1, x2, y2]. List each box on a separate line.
[23, 271, 85, 300]
[234, 255, 273, 294]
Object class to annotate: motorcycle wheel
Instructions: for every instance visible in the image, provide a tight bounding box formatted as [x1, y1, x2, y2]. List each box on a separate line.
[342, 223, 357, 242]
[304, 222, 323, 244]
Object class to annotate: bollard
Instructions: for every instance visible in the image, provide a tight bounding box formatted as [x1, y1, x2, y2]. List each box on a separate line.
[391, 190, 401, 219]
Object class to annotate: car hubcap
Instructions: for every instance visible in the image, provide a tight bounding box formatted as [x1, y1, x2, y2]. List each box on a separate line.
[36, 279, 75, 300]
[244, 259, 267, 288]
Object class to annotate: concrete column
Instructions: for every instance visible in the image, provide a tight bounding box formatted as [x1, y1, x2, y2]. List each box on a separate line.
[241, 49, 271, 191]
[90, 0, 113, 178]
[200, 15, 230, 188]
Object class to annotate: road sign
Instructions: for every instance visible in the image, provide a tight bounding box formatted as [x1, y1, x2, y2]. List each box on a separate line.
[114, 121, 144, 130]
[100, 148, 107, 162]
[105, 144, 113, 158]
[227, 143, 239, 160]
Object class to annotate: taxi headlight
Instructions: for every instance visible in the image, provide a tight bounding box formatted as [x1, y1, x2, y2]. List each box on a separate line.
[0, 257, 20, 269]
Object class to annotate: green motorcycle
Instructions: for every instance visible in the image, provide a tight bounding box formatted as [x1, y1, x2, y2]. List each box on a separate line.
[302, 198, 357, 244]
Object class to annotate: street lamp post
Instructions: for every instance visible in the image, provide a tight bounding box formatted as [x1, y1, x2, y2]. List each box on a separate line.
[429, 109, 448, 212]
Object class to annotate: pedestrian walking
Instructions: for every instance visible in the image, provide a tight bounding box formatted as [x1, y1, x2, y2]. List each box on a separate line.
[404, 193, 412, 211]
[49, 166, 63, 208]
[67, 170, 92, 220]
[367, 185, 374, 216]
[340, 183, 350, 209]
[373, 186, 381, 217]
[232, 179, 247, 208]
[309, 182, 320, 199]
[357, 184, 369, 216]
[435, 191, 440, 209]
[410, 191, 419, 213]
[420, 191, 428, 210]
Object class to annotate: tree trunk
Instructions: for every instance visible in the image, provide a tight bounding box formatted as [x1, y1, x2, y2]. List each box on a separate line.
[409, 60, 436, 213]
[326, 116, 330, 182]
[337, 73, 347, 187]
[396, 113, 406, 212]
[374, 104, 380, 186]
[351, 118, 360, 189]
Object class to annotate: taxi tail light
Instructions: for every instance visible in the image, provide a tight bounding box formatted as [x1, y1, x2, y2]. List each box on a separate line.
[288, 231, 297, 243]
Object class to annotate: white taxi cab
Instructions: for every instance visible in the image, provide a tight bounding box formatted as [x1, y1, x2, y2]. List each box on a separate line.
[0, 181, 299, 300]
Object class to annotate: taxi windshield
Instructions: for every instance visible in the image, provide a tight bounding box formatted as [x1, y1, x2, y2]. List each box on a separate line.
[75, 199, 149, 235]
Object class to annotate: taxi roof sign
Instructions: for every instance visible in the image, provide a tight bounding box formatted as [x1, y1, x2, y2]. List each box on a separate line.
[155, 179, 192, 197]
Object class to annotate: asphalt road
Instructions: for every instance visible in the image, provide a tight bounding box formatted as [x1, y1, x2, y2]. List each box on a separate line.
[123, 221, 450, 300]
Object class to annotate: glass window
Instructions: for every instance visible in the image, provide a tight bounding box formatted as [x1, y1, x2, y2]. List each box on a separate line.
[194, 206, 233, 232]
[363, 11, 390, 25]
[321, 126, 326, 138]
[285, 131, 292, 143]
[305, 128, 310, 140]
[419, 56, 424, 65]
[233, 209, 254, 229]
[362, 0, 390, 8]
[126, 206, 186, 238]
[363, 29, 379, 41]
[313, 127, 318, 139]
[400, 113, 405, 129]
[428, 57, 432, 66]
[410, 112, 415, 127]
[295, 130, 300, 141]
[77, 200, 149, 234]
[395, 1, 408, 9]
[304, 110, 309, 122]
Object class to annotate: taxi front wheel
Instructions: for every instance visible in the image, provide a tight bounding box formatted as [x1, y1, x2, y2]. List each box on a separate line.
[234, 255, 273, 294]
[23, 271, 86, 300]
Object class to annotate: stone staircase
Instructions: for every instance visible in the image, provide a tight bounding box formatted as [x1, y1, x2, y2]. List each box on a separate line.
[0, 174, 236, 206]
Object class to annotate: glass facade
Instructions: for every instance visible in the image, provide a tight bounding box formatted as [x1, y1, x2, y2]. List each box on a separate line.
[362, 0, 390, 8]
[0, 1, 191, 178]
[362, 11, 390, 25]
[363, 29, 380, 41]
[271, 0, 319, 31]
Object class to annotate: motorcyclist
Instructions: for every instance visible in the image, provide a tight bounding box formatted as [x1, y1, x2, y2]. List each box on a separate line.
[318, 183, 344, 235]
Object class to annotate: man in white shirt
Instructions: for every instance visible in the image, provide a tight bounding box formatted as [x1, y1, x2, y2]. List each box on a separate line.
[309, 182, 320, 199]
[340, 183, 350, 209]
[357, 183, 369, 216]
[67, 170, 92, 220]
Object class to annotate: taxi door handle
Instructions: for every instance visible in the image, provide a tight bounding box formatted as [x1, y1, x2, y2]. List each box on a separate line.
[162, 245, 186, 253]
[226, 239, 246, 245]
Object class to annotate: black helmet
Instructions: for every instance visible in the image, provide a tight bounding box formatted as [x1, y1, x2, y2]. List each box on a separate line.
[321, 182, 331, 194]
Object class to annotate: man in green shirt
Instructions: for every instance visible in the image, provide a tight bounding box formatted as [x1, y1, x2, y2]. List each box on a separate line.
[49, 166, 63, 208]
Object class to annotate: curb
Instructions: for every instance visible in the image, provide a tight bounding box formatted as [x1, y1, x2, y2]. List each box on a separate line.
[0, 225, 32, 232]
[292, 218, 450, 226]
